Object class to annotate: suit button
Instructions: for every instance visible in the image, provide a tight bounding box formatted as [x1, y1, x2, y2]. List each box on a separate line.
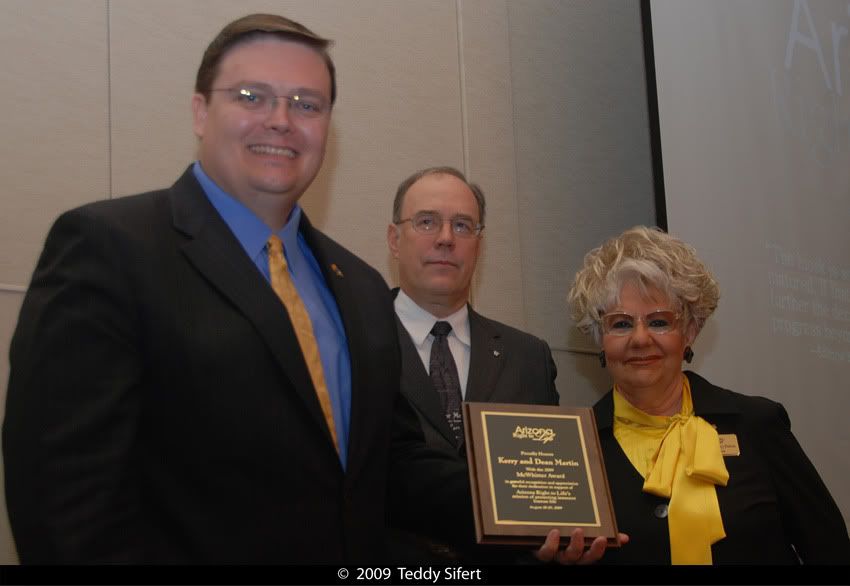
[654, 504, 668, 519]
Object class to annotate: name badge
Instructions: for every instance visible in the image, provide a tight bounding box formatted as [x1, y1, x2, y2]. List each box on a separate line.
[718, 434, 740, 456]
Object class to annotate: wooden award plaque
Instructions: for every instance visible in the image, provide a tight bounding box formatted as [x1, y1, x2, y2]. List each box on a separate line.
[463, 402, 618, 546]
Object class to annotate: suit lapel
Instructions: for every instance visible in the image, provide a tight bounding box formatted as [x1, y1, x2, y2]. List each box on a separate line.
[466, 308, 505, 403]
[169, 169, 334, 447]
[395, 316, 459, 448]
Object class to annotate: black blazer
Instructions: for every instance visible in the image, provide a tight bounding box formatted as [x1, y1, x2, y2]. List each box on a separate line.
[594, 371, 850, 564]
[388, 300, 559, 561]
[396, 304, 560, 457]
[3, 167, 469, 564]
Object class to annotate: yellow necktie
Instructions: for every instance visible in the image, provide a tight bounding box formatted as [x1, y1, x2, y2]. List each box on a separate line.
[267, 235, 339, 454]
[614, 378, 728, 564]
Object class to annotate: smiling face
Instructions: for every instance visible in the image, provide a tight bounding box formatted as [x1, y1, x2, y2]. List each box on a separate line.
[191, 37, 332, 226]
[602, 281, 696, 413]
[387, 173, 482, 317]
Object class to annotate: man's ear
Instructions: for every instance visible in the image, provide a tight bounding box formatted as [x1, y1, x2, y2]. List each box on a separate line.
[191, 93, 209, 138]
[387, 224, 400, 258]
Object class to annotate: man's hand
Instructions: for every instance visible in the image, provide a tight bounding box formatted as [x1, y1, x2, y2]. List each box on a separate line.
[534, 528, 629, 565]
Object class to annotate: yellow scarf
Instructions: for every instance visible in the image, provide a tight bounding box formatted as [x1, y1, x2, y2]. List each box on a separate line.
[613, 376, 729, 564]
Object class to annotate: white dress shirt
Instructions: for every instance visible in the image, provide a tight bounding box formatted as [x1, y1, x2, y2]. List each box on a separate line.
[394, 289, 472, 398]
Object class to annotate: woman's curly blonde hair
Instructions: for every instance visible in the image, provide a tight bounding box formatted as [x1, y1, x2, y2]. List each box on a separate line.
[567, 226, 720, 346]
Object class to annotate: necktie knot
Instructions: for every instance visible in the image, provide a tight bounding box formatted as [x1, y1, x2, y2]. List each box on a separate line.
[267, 235, 287, 268]
[431, 321, 452, 338]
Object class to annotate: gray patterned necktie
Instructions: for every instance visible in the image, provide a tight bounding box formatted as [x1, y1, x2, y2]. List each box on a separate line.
[429, 321, 464, 445]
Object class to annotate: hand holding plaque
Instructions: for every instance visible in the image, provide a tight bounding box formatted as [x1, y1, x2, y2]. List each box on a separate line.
[463, 402, 619, 547]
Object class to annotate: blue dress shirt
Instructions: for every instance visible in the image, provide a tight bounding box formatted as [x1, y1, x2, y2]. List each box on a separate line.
[193, 162, 352, 468]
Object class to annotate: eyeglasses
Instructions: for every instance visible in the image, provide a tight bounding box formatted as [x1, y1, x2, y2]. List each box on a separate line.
[396, 211, 484, 238]
[210, 86, 329, 119]
[601, 310, 681, 336]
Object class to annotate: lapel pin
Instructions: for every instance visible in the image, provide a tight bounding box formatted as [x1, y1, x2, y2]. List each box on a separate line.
[493, 350, 500, 357]
[330, 263, 344, 278]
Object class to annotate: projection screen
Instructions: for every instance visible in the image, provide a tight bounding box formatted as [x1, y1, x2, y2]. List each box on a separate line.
[649, 0, 850, 525]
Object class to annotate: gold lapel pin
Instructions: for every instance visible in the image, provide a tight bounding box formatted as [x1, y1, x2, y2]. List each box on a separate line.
[330, 263, 344, 278]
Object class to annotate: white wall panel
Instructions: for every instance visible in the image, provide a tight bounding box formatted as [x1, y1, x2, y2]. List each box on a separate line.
[306, 0, 465, 276]
[459, 0, 528, 329]
[0, 0, 109, 286]
[507, 0, 655, 396]
[552, 349, 613, 407]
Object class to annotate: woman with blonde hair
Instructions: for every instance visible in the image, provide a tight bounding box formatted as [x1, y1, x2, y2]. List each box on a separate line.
[568, 226, 849, 564]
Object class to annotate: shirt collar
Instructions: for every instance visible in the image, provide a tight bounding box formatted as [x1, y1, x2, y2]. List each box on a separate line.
[394, 289, 470, 349]
[192, 161, 302, 263]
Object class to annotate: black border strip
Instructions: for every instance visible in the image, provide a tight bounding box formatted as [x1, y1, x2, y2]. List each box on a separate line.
[0, 563, 840, 585]
[640, 0, 668, 231]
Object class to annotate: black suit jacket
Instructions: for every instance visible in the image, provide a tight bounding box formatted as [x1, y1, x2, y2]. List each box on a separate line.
[388, 298, 559, 561]
[396, 304, 559, 457]
[3, 167, 469, 564]
[594, 371, 850, 564]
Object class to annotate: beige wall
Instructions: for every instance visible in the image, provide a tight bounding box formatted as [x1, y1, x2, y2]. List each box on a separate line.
[0, 0, 653, 563]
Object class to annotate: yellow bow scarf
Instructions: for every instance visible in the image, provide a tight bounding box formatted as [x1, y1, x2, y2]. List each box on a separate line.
[613, 377, 729, 564]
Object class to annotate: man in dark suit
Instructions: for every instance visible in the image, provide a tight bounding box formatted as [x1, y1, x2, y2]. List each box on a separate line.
[2, 14, 470, 564]
[385, 167, 560, 561]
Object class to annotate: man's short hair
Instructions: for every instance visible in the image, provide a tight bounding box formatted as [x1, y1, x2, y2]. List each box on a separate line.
[392, 166, 486, 225]
[195, 13, 337, 104]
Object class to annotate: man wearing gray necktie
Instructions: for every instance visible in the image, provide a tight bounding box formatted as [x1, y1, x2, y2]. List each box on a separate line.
[429, 320, 463, 444]
[386, 166, 560, 562]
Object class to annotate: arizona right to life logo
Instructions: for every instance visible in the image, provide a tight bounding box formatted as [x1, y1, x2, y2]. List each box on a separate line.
[512, 425, 556, 444]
